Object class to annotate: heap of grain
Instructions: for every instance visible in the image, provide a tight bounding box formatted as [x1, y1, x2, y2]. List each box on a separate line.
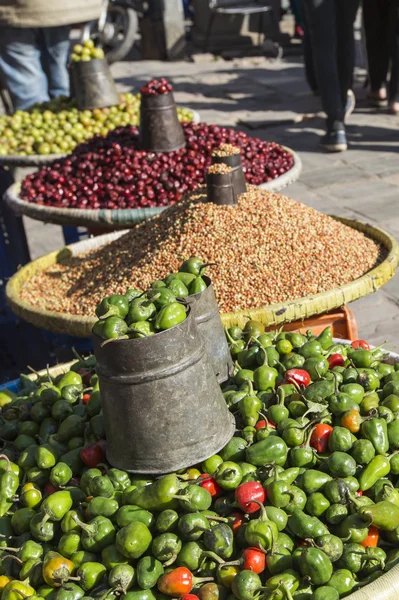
[20, 186, 383, 316]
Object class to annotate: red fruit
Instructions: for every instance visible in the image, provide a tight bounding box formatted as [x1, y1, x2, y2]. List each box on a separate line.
[44, 483, 58, 496]
[328, 353, 345, 368]
[82, 393, 91, 405]
[235, 482, 266, 513]
[255, 419, 266, 431]
[242, 547, 266, 574]
[80, 441, 106, 468]
[230, 511, 245, 536]
[360, 526, 379, 547]
[285, 369, 311, 387]
[309, 424, 333, 453]
[351, 340, 371, 350]
[198, 474, 222, 498]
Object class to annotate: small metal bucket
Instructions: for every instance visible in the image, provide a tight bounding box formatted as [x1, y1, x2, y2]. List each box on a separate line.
[187, 276, 233, 383]
[139, 91, 186, 152]
[93, 310, 235, 474]
[70, 59, 119, 110]
[211, 153, 247, 196]
[206, 170, 238, 206]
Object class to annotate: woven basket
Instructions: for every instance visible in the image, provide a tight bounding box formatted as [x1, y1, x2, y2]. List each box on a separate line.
[5, 217, 399, 337]
[4, 146, 301, 229]
[0, 107, 200, 170]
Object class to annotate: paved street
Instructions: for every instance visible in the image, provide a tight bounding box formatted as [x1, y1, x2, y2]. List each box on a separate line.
[23, 50, 399, 347]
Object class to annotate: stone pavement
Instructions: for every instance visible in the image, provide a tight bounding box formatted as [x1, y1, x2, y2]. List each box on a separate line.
[24, 52, 399, 347]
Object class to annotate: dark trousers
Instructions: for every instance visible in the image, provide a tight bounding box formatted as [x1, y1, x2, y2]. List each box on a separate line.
[363, 0, 399, 102]
[303, 0, 360, 128]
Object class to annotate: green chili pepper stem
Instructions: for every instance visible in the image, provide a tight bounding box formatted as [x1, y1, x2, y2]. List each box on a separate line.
[0, 554, 23, 564]
[203, 551, 225, 564]
[128, 328, 148, 338]
[205, 515, 229, 522]
[98, 307, 119, 320]
[71, 514, 95, 535]
[162, 552, 179, 568]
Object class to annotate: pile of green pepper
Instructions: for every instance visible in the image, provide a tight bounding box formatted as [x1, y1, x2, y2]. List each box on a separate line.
[1, 325, 399, 600]
[92, 257, 209, 343]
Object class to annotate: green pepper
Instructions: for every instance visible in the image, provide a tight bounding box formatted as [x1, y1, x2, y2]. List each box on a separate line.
[108, 564, 135, 594]
[351, 439, 375, 465]
[360, 546, 387, 577]
[253, 364, 278, 392]
[135, 556, 164, 589]
[215, 462, 242, 490]
[305, 492, 330, 517]
[359, 500, 399, 531]
[357, 369, 380, 392]
[231, 570, 261, 600]
[147, 288, 176, 310]
[177, 512, 210, 541]
[151, 532, 181, 563]
[77, 561, 107, 591]
[327, 452, 357, 478]
[246, 436, 287, 467]
[116, 521, 152, 559]
[52, 400, 73, 422]
[203, 521, 234, 561]
[189, 277, 207, 295]
[74, 515, 116, 552]
[116, 505, 154, 529]
[265, 570, 300, 597]
[328, 427, 354, 453]
[11, 507, 35, 534]
[326, 569, 356, 596]
[58, 531, 82, 557]
[57, 415, 85, 442]
[0, 456, 19, 517]
[299, 547, 333, 585]
[361, 417, 389, 455]
[287, 508, 328, 539]
[220, 438, 247, 463]
[96, 294, 129, 320]
[30, 512, 56, 542]
[336, 514, 369, 543]
[35, 443, 59, 470]
[49, 462, 72, 488]
[285, 486, 307, 514]
[313, 534, 343, 562]
[100, 545, 128, 571]
[383, 380, 399, 398]
[245, 503, 279, 551]
[54, 583, 84, 600]
[359, 455, 390, 491]
[338, 542, 367, 573]
[303, 356, 329, 380]
[124, 474, 179, 512]
[299, 470, 332, 495]
[155, 302, 187, 331]
[89, 475, 114, 498]
[155, 510, 179, 534]
[238, 394, 262, 428]
[340, 383, 365, 404]
[87, 497, 119, 520]
[326, 503, 348, 525]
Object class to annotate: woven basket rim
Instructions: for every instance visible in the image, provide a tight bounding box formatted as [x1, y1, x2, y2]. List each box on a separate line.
[5, 216, 399, 338]
[5, 145, 301, 228]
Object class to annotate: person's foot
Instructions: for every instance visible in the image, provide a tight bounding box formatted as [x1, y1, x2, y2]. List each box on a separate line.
[368, 88, 388, 107]
[344, 89, 356, 121]
[389, 101, 399, 115]
[319, 128, 347, 152]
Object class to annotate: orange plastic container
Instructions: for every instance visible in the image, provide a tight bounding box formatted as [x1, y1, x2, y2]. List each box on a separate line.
[264, 306, 358, 341]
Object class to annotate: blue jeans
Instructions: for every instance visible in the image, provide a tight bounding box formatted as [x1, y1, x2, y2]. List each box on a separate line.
[0, 25, 71, 110]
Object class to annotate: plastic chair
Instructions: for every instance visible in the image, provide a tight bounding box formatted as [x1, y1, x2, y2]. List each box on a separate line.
[204, 0, 280, 52]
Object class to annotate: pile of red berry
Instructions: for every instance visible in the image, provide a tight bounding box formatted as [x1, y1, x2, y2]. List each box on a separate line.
[140, 78, 173, 96]
[21, 123, 294, 210]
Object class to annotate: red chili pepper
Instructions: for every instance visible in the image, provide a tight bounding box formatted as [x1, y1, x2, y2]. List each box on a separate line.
[242, 547, 265, 574]
[235, 482, 266, 514]
[285, 368, 311, 387]
[44, 483, 58, 496]
[309, 424, 333, 453]
[182, 595, 200, 600]
[82, 393, 91, 405]
[230, 511, 245, 536]
[356, 490, 363, 496]
[360, 526, 379, 548]
[328, 353, 345, 368]
[79, 441, 106, 468]
[198, 474, 222, 498]
[255, 419, 275, 431]
[351, 340, 371, 350]
[157, 567, 210, 597]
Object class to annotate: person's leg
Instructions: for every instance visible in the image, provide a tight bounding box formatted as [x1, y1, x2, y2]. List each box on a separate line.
[0, 26, 49, 110]
[335, 0, 361, 111]
[40, 25, 71, 98]
[301, 3, 318, 93]
[388, 0, 399, 110]
[362, 0, 390, 101]
[302, 0, 343, 126]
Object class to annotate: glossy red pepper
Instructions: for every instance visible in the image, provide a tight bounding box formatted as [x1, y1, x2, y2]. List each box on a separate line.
[309, 424, 333, 453]
[242, 547, 265, 574]
[82, 393, 91, 405]
[231, 511, 245, 536]
[255, 419, 275, 431]
[199, 474, 222, 498]
[235, 482, 266, 514]
[157, 567, 211, 597]
[79, 441, 106, 468]
[351, 340, 371, 350]
[328, 353, 345, 368]
[285, 369, 311, 387]
[360, 526, 379, 548]
[182, 595, 200, 600]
